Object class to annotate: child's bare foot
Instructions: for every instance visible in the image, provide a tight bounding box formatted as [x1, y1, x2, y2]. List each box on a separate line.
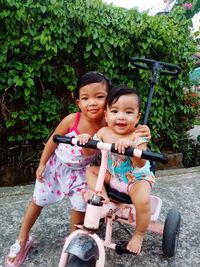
[127, 232, 144, 254]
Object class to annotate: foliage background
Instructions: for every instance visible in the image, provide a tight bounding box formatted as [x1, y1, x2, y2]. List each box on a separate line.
[175, 0, 200, 19]
[0, 0, 199, 169]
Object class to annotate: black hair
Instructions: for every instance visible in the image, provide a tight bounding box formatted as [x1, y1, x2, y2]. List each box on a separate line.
[106, 85, 141, 111]
[75, 71, 112, 99]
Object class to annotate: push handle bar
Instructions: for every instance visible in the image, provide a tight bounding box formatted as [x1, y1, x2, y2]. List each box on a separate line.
[130, 57, 182, 76]
[53, 135, 168, 164]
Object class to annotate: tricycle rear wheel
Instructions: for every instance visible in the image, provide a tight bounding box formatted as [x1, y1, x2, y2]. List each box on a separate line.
[162, 208, 181, 257]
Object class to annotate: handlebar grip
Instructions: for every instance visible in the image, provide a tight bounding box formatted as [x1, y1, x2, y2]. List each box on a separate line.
[53, 134, 100, 149]
[130, 57, 181, 76]
[53, 135, 168, 164]
[141, 150, 168, 164]
[111, 144, 168, 164]
[130, 57, 154, 70]
[53, 134, 73, 144]
[77, 139, 99, 149]
[158, 61, 182, 76]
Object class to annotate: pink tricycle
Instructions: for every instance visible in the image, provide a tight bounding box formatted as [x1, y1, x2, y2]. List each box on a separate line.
[53, 58, 182, 266]
[53, 135, 180, 267]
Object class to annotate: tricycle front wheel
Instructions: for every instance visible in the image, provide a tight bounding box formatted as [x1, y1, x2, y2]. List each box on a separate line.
[66, 253, 96, 267]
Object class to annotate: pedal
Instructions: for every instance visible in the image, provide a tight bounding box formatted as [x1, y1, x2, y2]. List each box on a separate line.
[115, 241, 136, 255]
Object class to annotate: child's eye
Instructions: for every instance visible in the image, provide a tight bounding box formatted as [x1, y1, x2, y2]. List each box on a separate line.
[126, 111, 134, 114]
[110, 110, 117, 113]
[81, 97, 88, 100]
[97, 95, 105, 99]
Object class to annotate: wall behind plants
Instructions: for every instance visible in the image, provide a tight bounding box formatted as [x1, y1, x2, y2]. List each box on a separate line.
[0, 0, 198, 168]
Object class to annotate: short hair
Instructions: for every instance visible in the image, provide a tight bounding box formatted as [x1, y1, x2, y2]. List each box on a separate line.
[75, 71, 112, 99]
[106, 85, 141, 111]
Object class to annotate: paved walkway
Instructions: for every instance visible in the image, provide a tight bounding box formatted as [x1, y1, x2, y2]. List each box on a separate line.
[0, 166, 200, 267]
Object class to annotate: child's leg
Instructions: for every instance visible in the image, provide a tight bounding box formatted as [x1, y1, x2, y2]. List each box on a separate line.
[70, 210, 85, 232]
[86, 166, 111, 201]
[128, 180, 151, 254]
[7, 201, 42, 263]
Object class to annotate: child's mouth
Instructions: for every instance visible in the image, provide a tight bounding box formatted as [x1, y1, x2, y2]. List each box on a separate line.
[88, 109, 99, 113]
[115, 123, 126, 128]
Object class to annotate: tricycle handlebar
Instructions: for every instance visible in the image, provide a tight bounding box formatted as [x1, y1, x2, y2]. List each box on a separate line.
[53, 135, 168, 164]
[130, 57, 182, 76]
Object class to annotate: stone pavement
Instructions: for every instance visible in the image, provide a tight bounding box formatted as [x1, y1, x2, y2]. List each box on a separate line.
[0, 166, 200, 267]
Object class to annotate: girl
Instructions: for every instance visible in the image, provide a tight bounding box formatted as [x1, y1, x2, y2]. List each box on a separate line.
[81, 85, 155, 255]
[6, 74, 150, 267]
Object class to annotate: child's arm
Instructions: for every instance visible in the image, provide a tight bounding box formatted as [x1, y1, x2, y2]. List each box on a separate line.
[36, 114, 75, 182]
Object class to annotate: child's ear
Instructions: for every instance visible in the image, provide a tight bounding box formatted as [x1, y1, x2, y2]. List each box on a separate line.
[137, 112, 141, 123]
[76, 99, 80, 109]
[104, 110, 108, 123]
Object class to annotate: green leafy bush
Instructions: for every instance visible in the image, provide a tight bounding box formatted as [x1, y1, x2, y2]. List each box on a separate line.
[0, 0, 198, 162]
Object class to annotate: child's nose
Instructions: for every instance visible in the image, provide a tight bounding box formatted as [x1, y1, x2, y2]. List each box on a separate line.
[117, 112, 125, 119]
[88, 98, 97, 105]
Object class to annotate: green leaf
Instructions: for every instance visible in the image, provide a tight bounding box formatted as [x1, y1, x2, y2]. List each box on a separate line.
[108, 38, 114, 45]
[41, 6, 47, 13]
[84, 52, 90, 59]
[99, 37, 105, 43]
[0, 73, 6, 82]
[71, 36, 77, 44]
[16, 8, 25, 20]
[40, 34, 48, 45]
[92, 48, 99, 57]
[31, 114, 37, 121]
[103, 43, 110, 52]
[95, 40, 101, 48]
[86, 43, 93, 52]
[74, 29, 81, 38]
[93, 31, 98, 39]
[28, 66, 34, 72]
[7, 77, 13, 86]
[11, 112, 18, 118]
[1, 46, 8, 54]
[19, 114, 28, 120]
[26, 78, 34, 88]
[14, 76, 23, 86]
[26, 133, 33, 139]
[38, 114, 42, 120]
[24, 88, 30, 97]
[6, 120, 15, 128]
[15, 62, 23, 70]
[17, 135, 23, 141]
[8, 136, 16, 142]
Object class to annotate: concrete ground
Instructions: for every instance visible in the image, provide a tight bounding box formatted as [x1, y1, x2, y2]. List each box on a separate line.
[0, 166, 200, 267]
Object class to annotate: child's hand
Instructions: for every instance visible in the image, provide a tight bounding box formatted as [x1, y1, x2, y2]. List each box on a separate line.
[36, 164, 46, 183]
[135, 124, 151, 140]
[115, 139, 134, 154]
[77, 134, 92, 145]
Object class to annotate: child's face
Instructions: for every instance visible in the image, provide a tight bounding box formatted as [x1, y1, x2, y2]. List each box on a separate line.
[105, 94, 141, 135]
[77, 82, 108, 121]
